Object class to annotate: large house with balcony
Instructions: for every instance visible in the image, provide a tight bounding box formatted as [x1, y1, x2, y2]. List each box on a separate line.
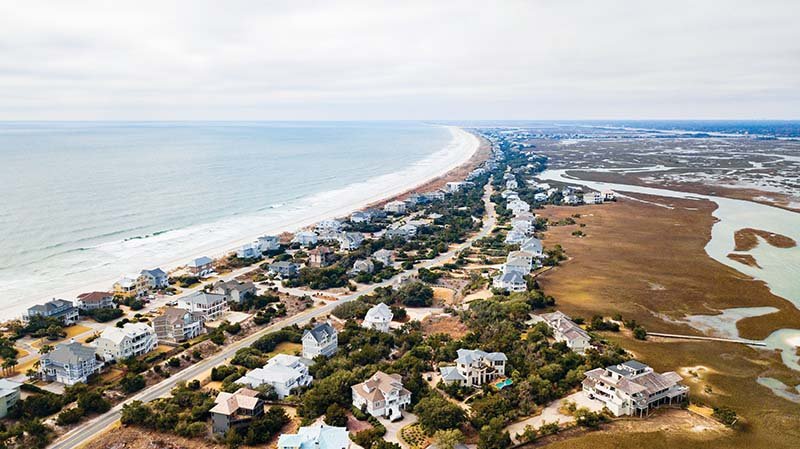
[94, 322, 158, 362]
[582, 360, 688, 416]
[235, 354, 313, 399]
[39, 341, 103, 385]
[211, 388, 264, 434]
[152, 307, 205, 343]
[138, 268, 169, 290]
[362, 303, 393, 332]
[531, 311, 593, 354]
[439, 349, 507, 388]
[278, 423, 350, 449]
[352, 371, 411, 421]
[177, 291, 229, 321]
[0, 379, 22, 418]
[76, 291, 115, 311]
[302, 322, 338, 359]
[26, 299, 79, 325]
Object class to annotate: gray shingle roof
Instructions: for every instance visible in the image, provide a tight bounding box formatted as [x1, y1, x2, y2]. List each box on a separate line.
[43, 341, 97, 365]
[304, 322, 336, 343]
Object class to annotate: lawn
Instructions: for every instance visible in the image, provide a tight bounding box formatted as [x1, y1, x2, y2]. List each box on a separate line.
[31, 324, 93, 349]
[267, 342, 302, 357]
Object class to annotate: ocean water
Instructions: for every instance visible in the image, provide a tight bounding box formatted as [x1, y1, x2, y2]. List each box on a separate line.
[0, 121, 465, 314]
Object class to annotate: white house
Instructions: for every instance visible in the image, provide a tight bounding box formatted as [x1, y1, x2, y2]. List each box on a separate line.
[113, 274, 141, 298]
[315, 220, 343, 234]
[236, 354, 313, 399]
[583, 192, 603, 204]
[338, 232, 365, 251]
[439, 349, 507, 388]
[493, 270, 526, 292]
[39, 341, 103, 386]
[531, 311, 593, 354]
[583, 360, 688, 416]
[292, 231, 319, 247]
[302, 322, 338, 359]
[384, 200, 407, 215]
[520, 237, 544, 257]
[508, 199, 530, 214]
[602, 190, 616, 201]
[258, 235, 281, 252]
[138, 268, 169, 290]
[349, 259, 375, 275]
[0, 379, 22, 418]
[562, 194, 580, 205]
[237, 243, 262, 259]
[178, 291, 229, 321]
[351, 371, 411, 420]
[278, 424, 350, 449]
[362, 303, 393, 332]
[506, 179, 518, 190]
[534, 192, 548, 202]
[372, 249, 394, 266]
[505, 250, 534, 274]
[350, 211, 371, 223]
[504, 229, 527, 245]
[94, 322, 158, 362]
[446, 181, 470, 193]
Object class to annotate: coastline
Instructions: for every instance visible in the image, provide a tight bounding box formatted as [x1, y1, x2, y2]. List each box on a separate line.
[4, 126, 484, 319]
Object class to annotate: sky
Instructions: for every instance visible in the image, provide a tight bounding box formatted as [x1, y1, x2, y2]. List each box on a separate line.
[0, 0, 798, 120]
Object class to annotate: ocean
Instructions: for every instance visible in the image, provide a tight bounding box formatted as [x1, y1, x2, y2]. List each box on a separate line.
[0, 121, 474, 316]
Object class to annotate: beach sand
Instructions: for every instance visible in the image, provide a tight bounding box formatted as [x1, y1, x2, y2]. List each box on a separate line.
[3, 126, 484, 319]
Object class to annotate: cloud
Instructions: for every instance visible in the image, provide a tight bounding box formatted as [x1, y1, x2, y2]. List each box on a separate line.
[0, 0, 798, 119]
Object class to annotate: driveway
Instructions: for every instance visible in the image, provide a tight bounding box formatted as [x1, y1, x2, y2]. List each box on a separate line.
[505, 390, 605, 443]
[379, 412, 418, 449]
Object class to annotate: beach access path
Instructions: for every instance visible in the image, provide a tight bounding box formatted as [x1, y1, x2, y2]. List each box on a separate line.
[47, 181, 497, 449]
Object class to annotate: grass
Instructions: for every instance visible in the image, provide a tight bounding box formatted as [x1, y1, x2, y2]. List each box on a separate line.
[30, 324, 93, 349]
[267, 342, 302, 358]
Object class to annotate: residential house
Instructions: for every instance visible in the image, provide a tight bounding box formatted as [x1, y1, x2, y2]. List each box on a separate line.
[278, 424, 350, 449]
[315, 220, 343, 234]
[292, 231, 318, 247]
[258, 235, 282, 252]
[212, 280, 257, 304]
[505, 250, 534, 274]
[235, 354, 313, 399]
[351, 371, 411, 420]
[39, 341, 103, 385]
[562, 194, 580, 205]
[532, 311, 592, 354]
[534, 192, 548, 202]
[501, 189, 518, 199]
[446, 181, 470, 193]
[76, 291, 114, 311]
[337, 232, 364, 251]
[371, 249, 394, 266]
[384, 200, 407, 215]
[508, 199, 530, 215]
[177, 291, 229, 321]
[307, 246, 334, 267]
[582, 360, 688, 416]
[0, 379, 22, 418]
[26, 299, 79, 325]
[520, 237, 544, 257]
[439, 349, 507, 388]
[583, 192, 603, 204]
[94, 322, 158, 362]
[350, 211, 371, 223]
[423, 190, 446, 201]
[138, 268, 168, 291]
[493, 270, 526, 292]
[112, 275, 140, 298]
[349, 259, 375, 276]
[408, 193, 427, 205]
[210, 388, 264, 434]
[237, 243, 262, 259]
[152, 307, 205, 343]
[302, 322, 338, 359]
[187, 256, 214, 276]
[385, 224, 417, 240]
[504, 229, 527, 245]
[602, 190, 616, 201]
[362, 303, 393, 332]
[269, 261, 300, 279]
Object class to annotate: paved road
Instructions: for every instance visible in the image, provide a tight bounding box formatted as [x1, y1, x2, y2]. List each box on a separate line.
[49, 182, 496, 449]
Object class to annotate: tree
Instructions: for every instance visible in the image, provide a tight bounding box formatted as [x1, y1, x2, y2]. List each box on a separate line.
[324, 403, 349, 427]
[120, 373, 146, 393]
[432, 429, 464, 449]
[77, 391, 111, 414]
[414, 394, 465, 432]
[633, 326, 647, 340]
[477, 417, 511, 449]
[121, 401, 150, 425]
[56, 407, 85, 425]
[713, 406, 738, 426]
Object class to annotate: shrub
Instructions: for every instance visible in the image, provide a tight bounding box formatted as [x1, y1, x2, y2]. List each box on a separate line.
[56, 407, 84, 426]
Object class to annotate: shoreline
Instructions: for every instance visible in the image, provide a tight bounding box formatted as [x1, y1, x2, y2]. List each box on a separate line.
[4, 126, 485, 319]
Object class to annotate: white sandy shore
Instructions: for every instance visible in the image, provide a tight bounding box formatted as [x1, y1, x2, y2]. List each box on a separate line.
[5, 126, 480, 319]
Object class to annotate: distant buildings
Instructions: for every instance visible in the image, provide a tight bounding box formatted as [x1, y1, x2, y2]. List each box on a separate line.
[138, 268, 169, 290]
[362, 303, 393, 332]
[187, 256, 214, 277]
[583, 360, 688, 416]
[278, 423, 350, 449]
[532, 311, 592, 354]
[210, 388, 264, 434]
[307, 246, 334, 267]
[351, 371, 411, 420]
[112, 275, 140, 298]
[269, 261, 300, 279]
[0, 379, 22, 418]
[177, 291, 229, 321]
[349, 259, 375, 276]
[337, 232, 364, 251]
[439, 349, 507, 388]
[236, 354, 313, 399]
[446, 181, 471, 193]
[152, 307, 205, 343]
[94, 322, 158, 362]
[212, 280, 257, 304]
[384, 200, 407, 215]
[26, 299, 79, 325]
[583, 192, 603, 204]
[302, 322, 338, 359]
[40, 341, 103, 385]
[292, 231, 319, 247]
[371, 249, 394, 266]
[315, 220, 343, 234]
[76, 292, 114, 311]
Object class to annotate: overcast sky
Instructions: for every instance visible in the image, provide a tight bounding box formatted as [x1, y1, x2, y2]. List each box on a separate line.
[1, 0, 798, 120]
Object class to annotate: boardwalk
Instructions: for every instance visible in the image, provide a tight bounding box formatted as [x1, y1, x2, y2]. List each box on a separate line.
[648, 332, 766, 346]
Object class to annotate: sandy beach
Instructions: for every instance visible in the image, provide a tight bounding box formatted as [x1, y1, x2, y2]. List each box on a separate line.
[4, 126, 483, 319]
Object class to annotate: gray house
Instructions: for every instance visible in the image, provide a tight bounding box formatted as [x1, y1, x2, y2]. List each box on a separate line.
[210, 388, 264, 434]
[269, 261, 300, 279]
[212, 280, 258, 304]
[39, 341, 103, 385]
[302, 322, 338, 359]
[152, 307, 205, 343]
[26, 299, 79, 325]
[138, 268, 169, 290]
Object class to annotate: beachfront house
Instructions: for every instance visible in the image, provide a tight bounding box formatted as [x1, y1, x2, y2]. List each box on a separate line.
[351, 371, 411, 420]
[315, 220, 343, 234]
[39, 341, 104, 386]
[187, 256, 214, 277]
[350, 211, 371, 223]
[423, 190, 446, 201]
[94, 322, 158, 362]
[0, 379, 22, 418]
[362, 303, 393, 332]
[278, 424, 350, 449]
[211, 388, 264, 434]
[292, 231, 318, 247]
[269, 261, 300, 279]
[582, 360, 688, 417]
[349, 259, 375, 276]
[602, 190, 616, 201]
[113, 274, 141, 298]
[177, 291, 229, 321]
[337, 232, 364, 251]
[583, 192, 603, 205]
[302, 322, 338, 359]
[307, 246, 334, 267]
[531, 311, 593, 354]
[371, 249, 394, 266]
[439, 349, 507, 388]
[493, 270, 526, 292]
[446, 181, 470, 193]
[237, 243, 262, 259]
[152, 307, 205, 343]
[258, 235, 281, 252]
[138, 268, 169, 290]
[76, 291, 115, 311]
[384, 200, 407, 215]
[212, 280, 257, 304]
[26, 299, 79, 325]
[235, 354, 313, 399]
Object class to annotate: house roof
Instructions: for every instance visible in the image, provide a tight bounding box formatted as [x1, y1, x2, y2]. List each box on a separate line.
[140, 268, 166, 278]
[352, 371, 410, 404]
[439, 365, 466, 382]
[210, 388, 262, 415]
[238, 355, 308, 385]
[278, 423, 350, 449]
[304, 322, 336, 343]
[189, 256, 213, 268]
[497, 271, 525, 284]
[364, 303, 393, 322]
[28, 299, 75, 314]
[455, 348, 507, 364]
[98, 322, 153, 345]
[183, 291, 226, 307]
[155, 307, 203, 326]
[76, 291, 113, 304]
[215, 280, 257, 293]
[43, 341, 97, 366]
